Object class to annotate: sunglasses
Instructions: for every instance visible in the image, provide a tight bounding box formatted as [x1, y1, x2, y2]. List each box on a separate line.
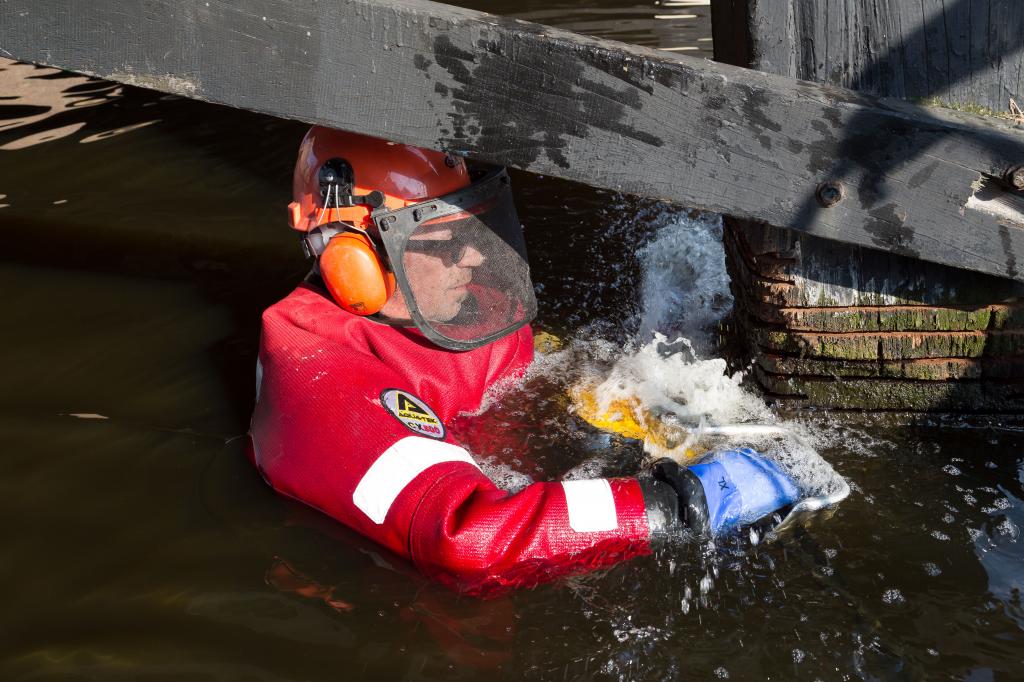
[404, 236, 471, 263]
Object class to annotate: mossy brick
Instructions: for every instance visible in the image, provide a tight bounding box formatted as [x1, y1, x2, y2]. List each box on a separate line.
[989, 306, 1024, 329]
[752, 329, 878, 360]
[735, 298, 1019, 333]
[754, 369, 1024, 412]
[724, 217, 1024, 412]
[756, 353, 1024, 381]
[746, 325, 1024, 360]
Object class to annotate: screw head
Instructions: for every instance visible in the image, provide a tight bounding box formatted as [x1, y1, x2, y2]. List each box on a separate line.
[816, 180, 845, 208]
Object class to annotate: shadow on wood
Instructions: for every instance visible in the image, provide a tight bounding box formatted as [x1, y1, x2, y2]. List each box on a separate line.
[1, 0, 1024, 280]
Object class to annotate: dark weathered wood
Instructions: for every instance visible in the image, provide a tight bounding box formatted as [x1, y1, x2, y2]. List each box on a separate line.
[707, 0, 750, 69]
[3, 0, 1024, 280]
[714, 0, 1024, 114]
[723, 218, 1024, 308]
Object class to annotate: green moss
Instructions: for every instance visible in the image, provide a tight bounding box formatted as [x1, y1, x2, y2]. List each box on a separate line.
[759, 371, 1024, 411]
[756, 328, 1024, 360]
[917, 96, 1023, 123]
[991, 307, 1024, 330]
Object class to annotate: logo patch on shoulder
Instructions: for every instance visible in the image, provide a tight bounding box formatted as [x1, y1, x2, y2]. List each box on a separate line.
[380, 389, 446, 439]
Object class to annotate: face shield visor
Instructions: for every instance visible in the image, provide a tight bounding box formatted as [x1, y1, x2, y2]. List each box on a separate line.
[372, 168, 537, 351]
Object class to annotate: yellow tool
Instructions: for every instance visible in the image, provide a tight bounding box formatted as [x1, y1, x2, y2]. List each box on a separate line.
[532, 330, 697, 458]
[569, 380, 699, 460]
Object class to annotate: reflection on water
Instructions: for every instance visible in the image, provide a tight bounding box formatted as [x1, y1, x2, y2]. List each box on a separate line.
[2, 1, 1024, 680]
[453, 0, 713, 54]
[0, 60, 124, 150]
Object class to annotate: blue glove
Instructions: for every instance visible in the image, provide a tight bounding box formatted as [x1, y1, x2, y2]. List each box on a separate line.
[688, 447, 800, 534]
[646, 448, 800, 536]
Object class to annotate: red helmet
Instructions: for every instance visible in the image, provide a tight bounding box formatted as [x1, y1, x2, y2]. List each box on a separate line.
[289, 126, 537, 351]
[288, 127, 471, 233]
[288, 127, 472, 316]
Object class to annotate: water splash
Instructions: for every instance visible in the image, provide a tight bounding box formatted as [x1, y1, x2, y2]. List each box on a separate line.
[568, 209, 848, 507]
[881, 589, 906, 605]
[636, 213, 733, 354]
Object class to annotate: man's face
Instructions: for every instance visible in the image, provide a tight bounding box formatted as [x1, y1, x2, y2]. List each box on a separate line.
[380, 224, 486, 323]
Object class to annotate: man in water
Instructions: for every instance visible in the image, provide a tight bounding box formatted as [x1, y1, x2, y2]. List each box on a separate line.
[249, 126, 798, 595]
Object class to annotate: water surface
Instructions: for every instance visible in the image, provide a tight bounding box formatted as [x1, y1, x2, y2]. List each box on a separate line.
[2, 3, 1023, 680]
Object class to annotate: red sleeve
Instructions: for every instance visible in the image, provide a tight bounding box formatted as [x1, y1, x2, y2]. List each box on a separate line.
[250, 302, 653, 596]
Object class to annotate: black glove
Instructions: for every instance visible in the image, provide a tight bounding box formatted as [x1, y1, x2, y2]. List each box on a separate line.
[639, 459, 711, 537]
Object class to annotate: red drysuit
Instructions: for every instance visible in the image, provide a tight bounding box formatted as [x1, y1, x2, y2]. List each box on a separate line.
[250, 283, 654, 595]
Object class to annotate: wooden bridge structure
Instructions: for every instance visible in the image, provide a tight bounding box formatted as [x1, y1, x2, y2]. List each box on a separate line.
[3, 0, 1024, 411]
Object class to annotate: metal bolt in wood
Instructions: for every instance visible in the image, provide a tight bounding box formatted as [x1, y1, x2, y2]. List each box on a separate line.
[815, 181, 844, 208]
[1008, 166, 1024, 191]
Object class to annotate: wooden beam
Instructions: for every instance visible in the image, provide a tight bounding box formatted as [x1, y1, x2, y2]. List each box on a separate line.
[713, 0, 1024, 114]
[3, 0, 1024, 280]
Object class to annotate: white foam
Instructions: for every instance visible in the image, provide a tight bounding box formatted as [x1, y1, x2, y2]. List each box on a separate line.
[563, 456, 607, 481]
[882, 589, 906, 605]
[587, 334, 773, 436]
[478, 459, 534, 494]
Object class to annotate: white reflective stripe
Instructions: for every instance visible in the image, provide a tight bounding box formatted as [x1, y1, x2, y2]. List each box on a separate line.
[353, 436, 479, 524]
[561, 479, 619, 532]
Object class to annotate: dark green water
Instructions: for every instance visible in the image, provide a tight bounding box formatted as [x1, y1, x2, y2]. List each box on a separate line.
[2, 3, 1024, 680]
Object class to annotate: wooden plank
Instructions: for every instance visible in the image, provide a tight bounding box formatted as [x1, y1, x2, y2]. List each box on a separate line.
[864, 0, 907, 98]
[708, 0, 752, 69]
[943, 0, 974, 108]
[723, 218, 1024, 307]
[919, 0, 951, 100]
[989, 1, 1024, 111]
[3, 1, 1024, 280]
[716, 0, 1024, 113]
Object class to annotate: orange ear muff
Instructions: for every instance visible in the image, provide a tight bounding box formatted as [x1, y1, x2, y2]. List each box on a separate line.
[319, 231, 396, 315]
